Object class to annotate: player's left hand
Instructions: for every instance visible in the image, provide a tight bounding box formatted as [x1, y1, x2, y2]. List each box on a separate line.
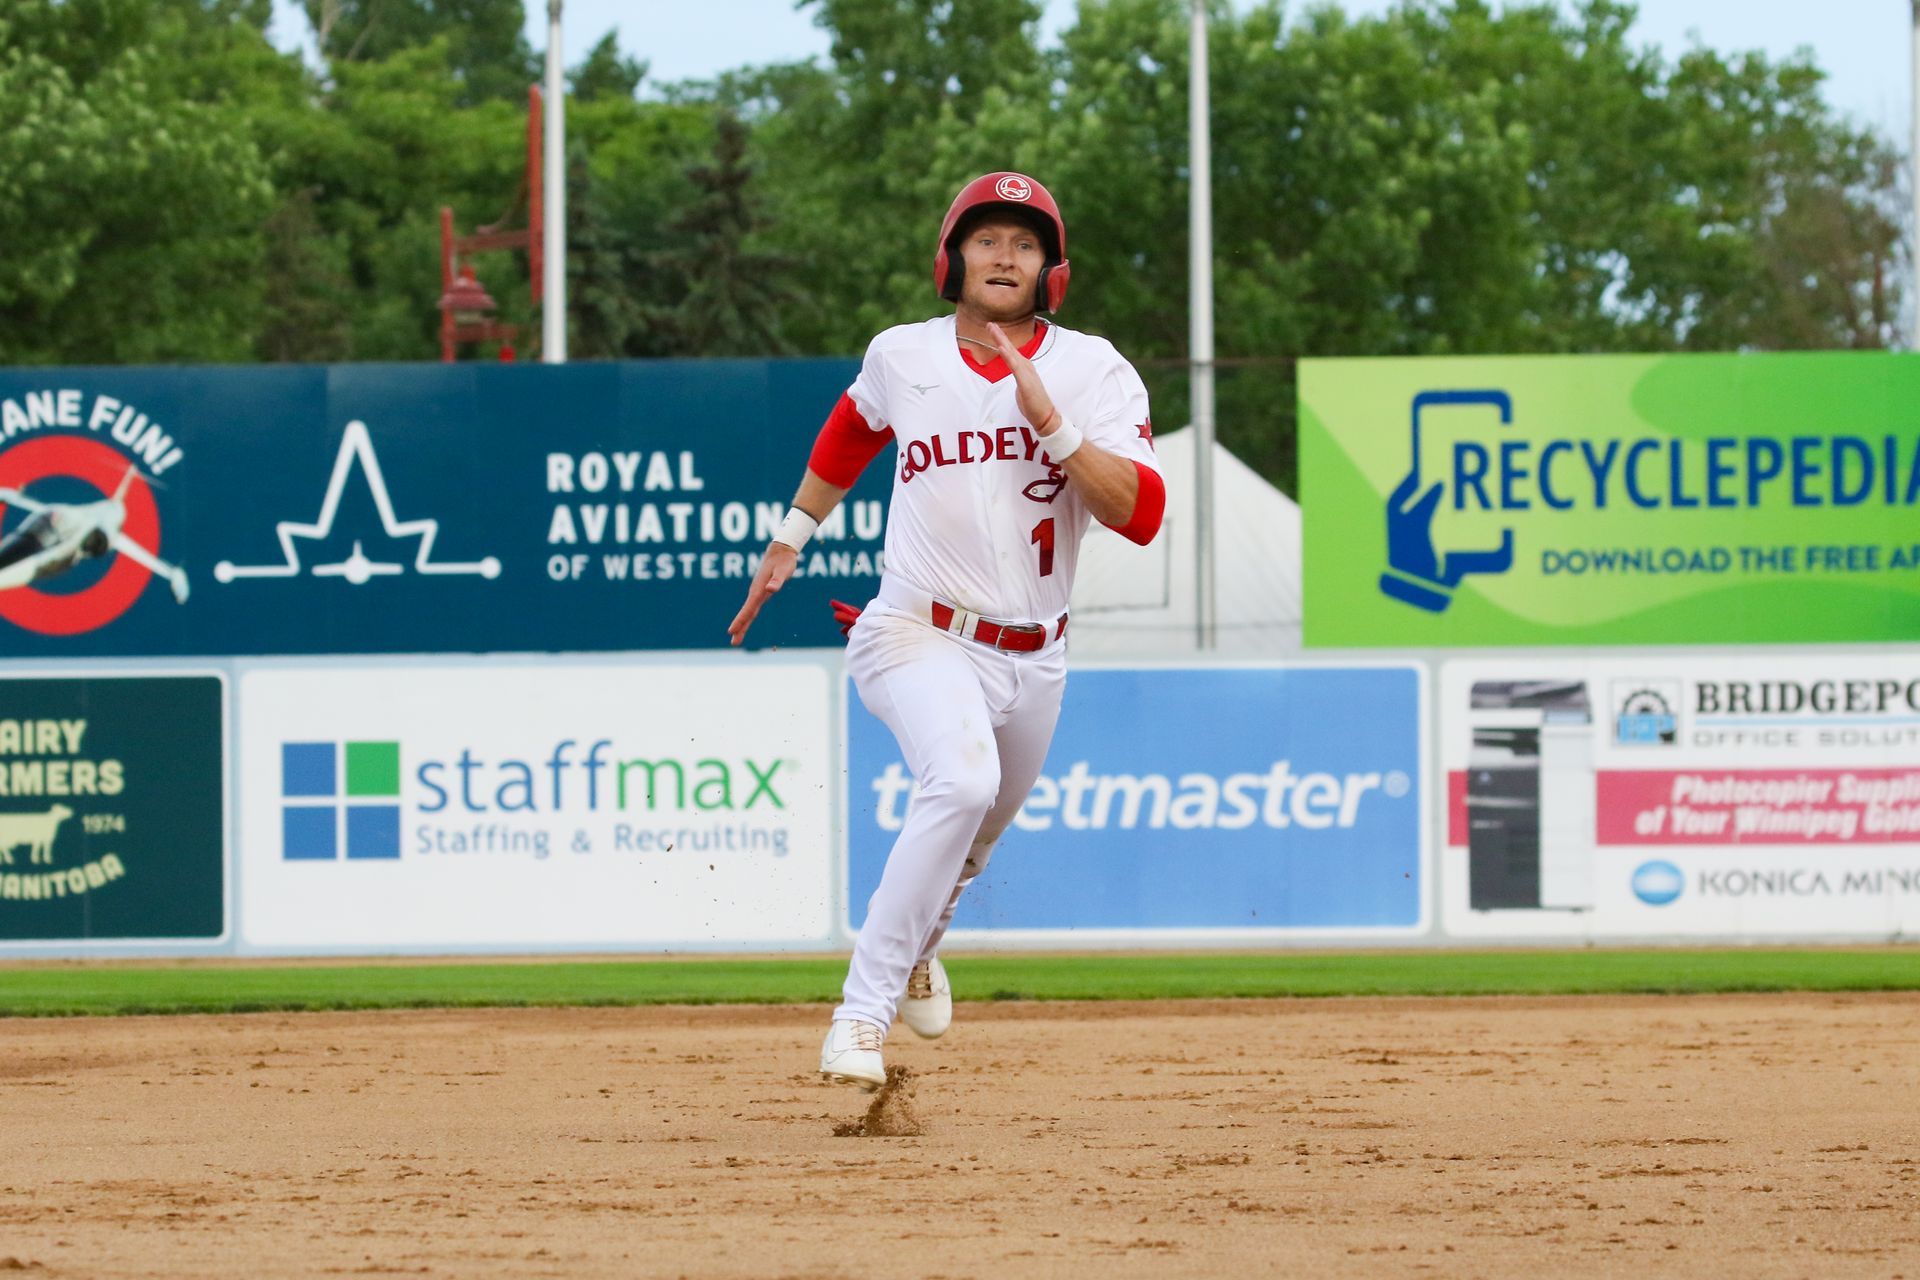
[728, 543, 798, 646]
[987, 321, 1059, 439]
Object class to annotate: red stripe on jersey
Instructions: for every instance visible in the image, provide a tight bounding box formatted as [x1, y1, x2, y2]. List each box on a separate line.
[808, 393, 894, 488]
[1106, 461, 1165, 545]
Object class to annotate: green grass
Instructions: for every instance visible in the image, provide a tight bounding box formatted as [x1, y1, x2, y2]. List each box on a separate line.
[0, 949, 1916, 1017]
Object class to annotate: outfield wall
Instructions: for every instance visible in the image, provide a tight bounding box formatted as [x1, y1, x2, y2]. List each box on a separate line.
[1, 357, 1917, 955]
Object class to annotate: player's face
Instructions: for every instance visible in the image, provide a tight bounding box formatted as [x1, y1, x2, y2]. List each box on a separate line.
[957, 219, 1045, 321]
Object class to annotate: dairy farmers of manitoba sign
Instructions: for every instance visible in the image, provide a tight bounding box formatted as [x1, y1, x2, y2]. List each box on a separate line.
[0, 674, 226, 943]
[1300, 352, 1920, 646]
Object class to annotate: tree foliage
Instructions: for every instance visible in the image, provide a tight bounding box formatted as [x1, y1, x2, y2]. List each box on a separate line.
[0, 0, 1904, 492]
[302, 0, 536, 104]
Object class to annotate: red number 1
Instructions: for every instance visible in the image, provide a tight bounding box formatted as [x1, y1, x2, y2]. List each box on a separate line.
[1031, 518, 1055, 577]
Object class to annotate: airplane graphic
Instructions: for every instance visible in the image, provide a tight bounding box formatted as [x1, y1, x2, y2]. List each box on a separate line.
[214, 420, 501, 585]
[312, 541, 402, 585]
[0, 467, 190, 603]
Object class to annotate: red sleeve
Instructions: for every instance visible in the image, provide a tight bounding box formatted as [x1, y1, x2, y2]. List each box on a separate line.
[807, 393, 894, 488]
[1103, 461, 1165, 545]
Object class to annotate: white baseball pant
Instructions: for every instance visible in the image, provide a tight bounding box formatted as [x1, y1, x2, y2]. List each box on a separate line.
[835, 581, 1066, 1031]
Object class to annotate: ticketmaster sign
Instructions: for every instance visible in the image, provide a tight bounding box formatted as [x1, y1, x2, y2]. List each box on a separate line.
[1300, 353, 1920, 646]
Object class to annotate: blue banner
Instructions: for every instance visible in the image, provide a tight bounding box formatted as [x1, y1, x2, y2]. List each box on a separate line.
[847, 665, 1426, 932]
[0, 361, 879, 655]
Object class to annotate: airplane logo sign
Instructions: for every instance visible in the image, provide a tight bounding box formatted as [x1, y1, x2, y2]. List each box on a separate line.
[0, 466, 189, 603]
[215, 420, 500, 587]
[0, 435, 189, 637]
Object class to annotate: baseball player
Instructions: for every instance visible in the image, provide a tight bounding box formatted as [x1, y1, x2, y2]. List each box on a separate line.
[728, 171, 1165, 1090]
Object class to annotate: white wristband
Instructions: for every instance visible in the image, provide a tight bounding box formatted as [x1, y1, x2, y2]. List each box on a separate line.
[773, 506, 819, 552]
[1041, 413, 1084, 462]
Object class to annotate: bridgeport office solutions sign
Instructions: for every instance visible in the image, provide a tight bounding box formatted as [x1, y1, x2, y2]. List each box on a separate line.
[0, 361, 882, 656]
[1300, 353, 1920, 646]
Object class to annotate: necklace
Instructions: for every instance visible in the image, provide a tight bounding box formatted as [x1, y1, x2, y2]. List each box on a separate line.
[955, 326, 1034, 356]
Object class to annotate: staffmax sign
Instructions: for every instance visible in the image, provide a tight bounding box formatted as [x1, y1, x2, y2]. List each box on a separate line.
[1302, 353, 1920, 646]
[277, 736, 788, 861]
[238, 665, 834, 950]
[848, 665, 1426, 934]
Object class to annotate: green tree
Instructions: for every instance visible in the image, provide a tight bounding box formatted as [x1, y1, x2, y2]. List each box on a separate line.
[563, 88, 719, 357]
[570, 30, 645, 103]
[302, 0, 537, 104]
[648, 113, 797, 355]
[721, 0, 1053, 350]
[0, 0, 288, 363]
[259, 39, 534, 359]
[257, 185, 355, 362]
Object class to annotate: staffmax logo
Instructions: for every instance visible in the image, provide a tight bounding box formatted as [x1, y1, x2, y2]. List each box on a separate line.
[871, 761, 1410, 832]
[281, 741, 403, 860]
[281, 737, 788, 859]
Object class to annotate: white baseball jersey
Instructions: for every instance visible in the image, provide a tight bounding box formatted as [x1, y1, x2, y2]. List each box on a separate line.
[843, 315, 1159, 622]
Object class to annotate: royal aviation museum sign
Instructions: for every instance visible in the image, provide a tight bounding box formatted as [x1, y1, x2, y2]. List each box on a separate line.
[1301, 352, 1920, 646]
[0, 362, 881, 655]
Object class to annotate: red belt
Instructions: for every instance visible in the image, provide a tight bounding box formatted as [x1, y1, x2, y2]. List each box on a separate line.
[930, 600, 1068, 653]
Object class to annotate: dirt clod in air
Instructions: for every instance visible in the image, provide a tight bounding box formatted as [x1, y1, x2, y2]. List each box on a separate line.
[832, 1066, 924, 1137]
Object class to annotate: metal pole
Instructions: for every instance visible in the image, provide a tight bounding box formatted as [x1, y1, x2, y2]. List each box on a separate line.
[542, 0, 567, 363]
[1911, 0, 1919, 349]
[1188, 0, 1217, 649]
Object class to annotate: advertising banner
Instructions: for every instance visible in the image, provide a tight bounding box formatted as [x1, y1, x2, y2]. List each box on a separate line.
[1301, 353, 1920, 646]
[238, 663, 834, 950]
[1441, 654, 1920, 938]
[847, 665, 1426, 937]
[0, 361, 881, 656]
[0, 674, 225, 943]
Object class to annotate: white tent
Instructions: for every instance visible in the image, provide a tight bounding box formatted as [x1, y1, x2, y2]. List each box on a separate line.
[1068, 426, 1302, 657]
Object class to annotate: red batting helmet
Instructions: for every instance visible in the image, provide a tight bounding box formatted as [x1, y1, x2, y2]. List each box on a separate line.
[933, 171, 1071, 313]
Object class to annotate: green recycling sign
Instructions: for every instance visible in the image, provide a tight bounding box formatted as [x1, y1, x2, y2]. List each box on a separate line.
[1300, 352, 1920, 647]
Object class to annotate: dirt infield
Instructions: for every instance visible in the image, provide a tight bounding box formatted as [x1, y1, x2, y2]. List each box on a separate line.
[2, 994, 1917, 1278]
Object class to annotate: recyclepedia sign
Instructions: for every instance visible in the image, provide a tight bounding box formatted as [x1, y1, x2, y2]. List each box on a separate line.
[237, 663, 833, 951]
[1300, 352, 1920, 646]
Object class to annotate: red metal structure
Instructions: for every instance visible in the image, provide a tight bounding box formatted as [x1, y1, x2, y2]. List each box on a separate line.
[439, 85, 545, 362]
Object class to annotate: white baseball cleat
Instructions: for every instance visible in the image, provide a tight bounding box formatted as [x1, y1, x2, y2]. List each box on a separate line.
[901, 956, 953, 1040]
[820, 1019, 887, 1091]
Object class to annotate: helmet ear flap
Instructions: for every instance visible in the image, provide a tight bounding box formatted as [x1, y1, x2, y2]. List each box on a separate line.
[1040, 259, 1070, 313]
[937, 244, 965, 302]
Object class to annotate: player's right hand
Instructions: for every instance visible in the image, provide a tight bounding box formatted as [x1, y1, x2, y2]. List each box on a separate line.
[986, 321, 1057, 437]
[728, 542, 799, 646]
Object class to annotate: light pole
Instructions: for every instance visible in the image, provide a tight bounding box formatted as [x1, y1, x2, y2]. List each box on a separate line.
[1189, 0, 1217, 649]
[1911, 0, 1919, 348]
[435, 89, 541, 362]
[543, 0, 567, 363]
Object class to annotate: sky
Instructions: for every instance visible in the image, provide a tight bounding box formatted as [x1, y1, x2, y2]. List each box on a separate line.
[266, 1, 1917, 143]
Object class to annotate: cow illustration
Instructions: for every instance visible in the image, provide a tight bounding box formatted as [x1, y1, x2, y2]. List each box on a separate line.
[0, 804, 75, 865]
